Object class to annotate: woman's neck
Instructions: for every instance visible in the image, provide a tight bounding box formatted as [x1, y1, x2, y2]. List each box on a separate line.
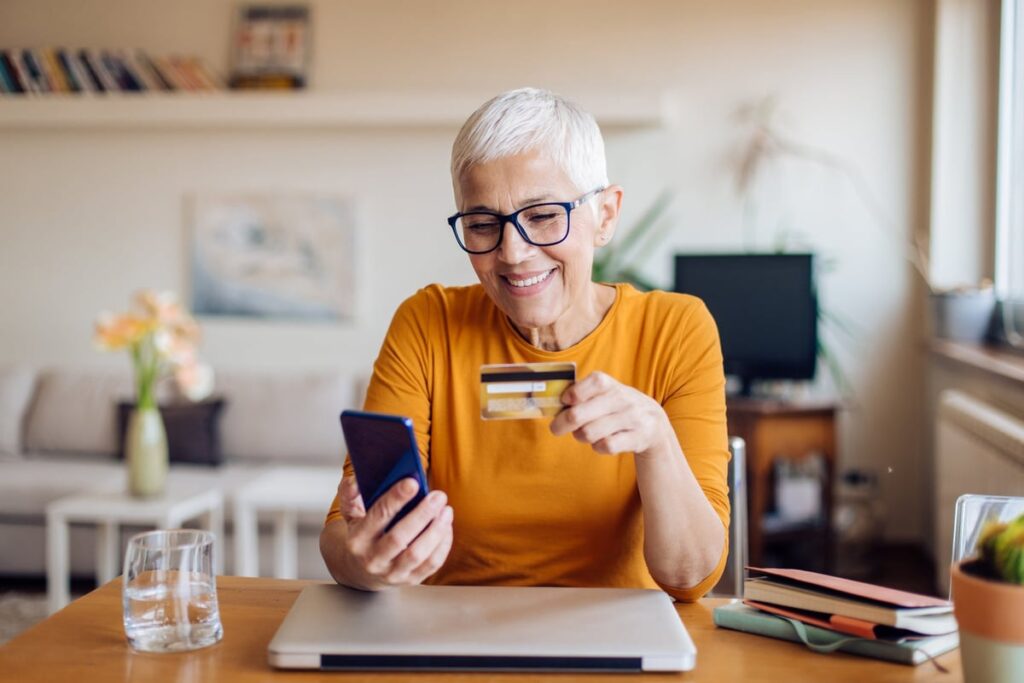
[512, 283, 617, 351]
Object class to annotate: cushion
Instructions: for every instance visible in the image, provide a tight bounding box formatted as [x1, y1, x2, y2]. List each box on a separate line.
[116, 399, 227, 466]
[22, 368, 133, 456]
[0, 366, 37, 459]
[216, 370, 352, 464]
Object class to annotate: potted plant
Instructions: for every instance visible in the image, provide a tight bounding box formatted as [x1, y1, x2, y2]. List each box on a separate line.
[951, 512, 1024, 683]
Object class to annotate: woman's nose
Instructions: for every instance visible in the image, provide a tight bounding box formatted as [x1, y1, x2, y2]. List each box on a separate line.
[496, 220, 536, 263]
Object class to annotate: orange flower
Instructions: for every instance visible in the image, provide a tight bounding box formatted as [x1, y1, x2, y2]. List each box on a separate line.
[135, 289, 185, 325]
[93, 313, 151, 351]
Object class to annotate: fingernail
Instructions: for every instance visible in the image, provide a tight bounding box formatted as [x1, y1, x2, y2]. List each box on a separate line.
[443, 506, 454, 521]
[401, 479, 418, 495]
[429, 491, 447, 507]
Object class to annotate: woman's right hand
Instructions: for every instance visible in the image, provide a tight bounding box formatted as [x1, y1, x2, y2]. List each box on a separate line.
[335, 475, 454, 590]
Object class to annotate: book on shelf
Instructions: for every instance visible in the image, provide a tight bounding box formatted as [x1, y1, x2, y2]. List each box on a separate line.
[23, 50, 51, 93]
[0, 52, 21, 93]
[0, 48, 225, 96]
[744, 566, 956, 636]
[3, 50, 35, 94]
[713, 602, 959, 667]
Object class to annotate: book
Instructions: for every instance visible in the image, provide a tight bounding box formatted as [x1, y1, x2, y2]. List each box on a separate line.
[55, 50, 83, 93]
[0, 54, 17, 93]
[41, 48, 69, 92]
[5, 49, 37, 94]
[133, 51, 174, 91]
[23, 50, 51, 92]
[117, 50, 153, 91]
[745, 600, 922, 640]
[75, 49, 106, 92]
[101, 51, 141, 92]
[713, 603, 959, 666]
[63, 51, 97, 94]
[83, 50, 119, 92]
[744, 567, 956, 635]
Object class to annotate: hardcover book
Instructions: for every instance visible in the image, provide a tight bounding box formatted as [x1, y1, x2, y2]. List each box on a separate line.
[744, 566, 956, 635]
[713, 603, 959, 666]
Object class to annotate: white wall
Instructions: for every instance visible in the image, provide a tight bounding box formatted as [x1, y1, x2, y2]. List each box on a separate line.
[0, 0, 935, 542]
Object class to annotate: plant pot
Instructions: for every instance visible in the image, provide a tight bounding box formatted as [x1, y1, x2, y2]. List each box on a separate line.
[126, 406, 168, 497]
[929, 289, 996, 343]
[951, 560, 1024, 683]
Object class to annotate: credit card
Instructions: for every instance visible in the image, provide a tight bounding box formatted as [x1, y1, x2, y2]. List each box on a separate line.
[480, 362, 576, 420]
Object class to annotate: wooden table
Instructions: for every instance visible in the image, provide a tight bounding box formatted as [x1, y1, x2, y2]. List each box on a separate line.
[0, 576, 959, 682]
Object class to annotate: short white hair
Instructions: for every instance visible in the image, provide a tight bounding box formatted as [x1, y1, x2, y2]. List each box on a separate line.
[451, 87, 609, 196]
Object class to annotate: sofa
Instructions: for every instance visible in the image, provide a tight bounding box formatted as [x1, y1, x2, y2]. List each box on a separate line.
[0, 366, 361, 581]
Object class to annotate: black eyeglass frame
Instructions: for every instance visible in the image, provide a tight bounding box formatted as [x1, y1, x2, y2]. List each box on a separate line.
[446, 187, 606, 254]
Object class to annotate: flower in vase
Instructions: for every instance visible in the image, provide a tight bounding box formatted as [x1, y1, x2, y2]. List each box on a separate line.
[94, 290, 213, 408]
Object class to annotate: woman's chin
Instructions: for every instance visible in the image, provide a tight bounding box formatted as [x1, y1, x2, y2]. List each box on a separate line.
[498, 298, 559, 334]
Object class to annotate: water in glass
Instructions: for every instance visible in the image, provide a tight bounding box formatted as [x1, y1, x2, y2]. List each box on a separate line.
[122, 529, 223, 652]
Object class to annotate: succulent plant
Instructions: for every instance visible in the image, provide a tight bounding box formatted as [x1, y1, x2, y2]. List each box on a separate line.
[977, 513, 1024, 585]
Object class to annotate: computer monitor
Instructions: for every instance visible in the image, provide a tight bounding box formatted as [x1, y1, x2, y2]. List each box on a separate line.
[673, 253, 818, 396]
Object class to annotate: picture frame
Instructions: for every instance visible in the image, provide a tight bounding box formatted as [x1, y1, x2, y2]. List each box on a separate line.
[188, 193, 357, 322]
[229, 4, 310, 89]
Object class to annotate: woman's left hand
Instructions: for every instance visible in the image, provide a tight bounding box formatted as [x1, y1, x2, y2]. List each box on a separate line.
[549, 371, 672, 458]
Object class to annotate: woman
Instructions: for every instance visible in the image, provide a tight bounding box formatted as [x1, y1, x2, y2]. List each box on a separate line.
[320, 87, 729, 602]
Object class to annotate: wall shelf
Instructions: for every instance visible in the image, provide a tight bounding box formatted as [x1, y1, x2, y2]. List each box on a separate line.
[0, 91, 673, 131]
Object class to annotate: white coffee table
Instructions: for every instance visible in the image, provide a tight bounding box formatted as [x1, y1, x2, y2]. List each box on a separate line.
[232, 466, 340, 579]
[45, 479, 224, 614]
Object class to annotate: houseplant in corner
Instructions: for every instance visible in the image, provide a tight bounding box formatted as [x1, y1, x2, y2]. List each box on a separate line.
[951, 512, 1024, 683]
[95, 290, 213, 497]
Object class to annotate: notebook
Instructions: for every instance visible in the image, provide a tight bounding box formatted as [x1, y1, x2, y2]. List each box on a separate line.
[713, 603, 959, 666]
[744, 567, 956, 635]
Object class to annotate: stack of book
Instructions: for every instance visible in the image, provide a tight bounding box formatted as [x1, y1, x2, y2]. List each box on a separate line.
[714, 567, 959, 666]
[0, 48, 223, 95]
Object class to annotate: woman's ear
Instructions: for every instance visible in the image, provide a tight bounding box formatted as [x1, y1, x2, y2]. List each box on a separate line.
[594, 185, 624, 247]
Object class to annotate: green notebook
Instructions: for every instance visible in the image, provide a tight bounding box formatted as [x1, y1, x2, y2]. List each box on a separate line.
[713, 603, 959, 666]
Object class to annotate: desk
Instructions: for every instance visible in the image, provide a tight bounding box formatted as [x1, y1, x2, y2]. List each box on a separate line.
[727, 398, 837, 569]
[0, 576, 960, 682]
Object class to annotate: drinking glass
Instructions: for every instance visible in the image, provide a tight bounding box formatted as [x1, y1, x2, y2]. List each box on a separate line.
[122, 529, 223, 652]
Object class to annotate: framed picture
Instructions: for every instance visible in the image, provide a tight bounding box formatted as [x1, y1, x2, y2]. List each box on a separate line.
[229, 4, 310, 89]
[188, 193, 357, 321]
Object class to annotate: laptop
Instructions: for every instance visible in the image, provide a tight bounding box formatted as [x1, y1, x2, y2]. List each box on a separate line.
[268, 583, 697, 672]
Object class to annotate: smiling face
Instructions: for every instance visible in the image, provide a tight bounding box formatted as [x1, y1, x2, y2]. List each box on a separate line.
[455, 151, 622, 347]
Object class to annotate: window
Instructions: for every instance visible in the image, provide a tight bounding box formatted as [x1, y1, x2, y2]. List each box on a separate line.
[996, 0, 1024, 346]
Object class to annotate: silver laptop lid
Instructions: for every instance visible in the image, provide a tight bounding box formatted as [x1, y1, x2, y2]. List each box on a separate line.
[268, 583, 696, 672]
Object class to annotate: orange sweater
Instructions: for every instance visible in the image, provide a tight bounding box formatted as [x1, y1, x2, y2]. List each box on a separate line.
[326, 282, 730, 601]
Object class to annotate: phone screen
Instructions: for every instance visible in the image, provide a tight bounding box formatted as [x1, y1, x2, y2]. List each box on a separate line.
[340, 410, 429, 529]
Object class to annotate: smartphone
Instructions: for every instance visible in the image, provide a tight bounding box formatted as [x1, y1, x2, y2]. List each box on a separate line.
[339, 410, 429, 531]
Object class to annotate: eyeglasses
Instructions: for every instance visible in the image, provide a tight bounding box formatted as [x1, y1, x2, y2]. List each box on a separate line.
[447, 187, 605, 254]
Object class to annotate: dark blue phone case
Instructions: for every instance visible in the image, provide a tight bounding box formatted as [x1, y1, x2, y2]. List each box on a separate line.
[340, 410, 429, 531]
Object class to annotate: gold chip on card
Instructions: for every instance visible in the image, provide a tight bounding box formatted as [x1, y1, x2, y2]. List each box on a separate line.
[480, 362, 576, 420]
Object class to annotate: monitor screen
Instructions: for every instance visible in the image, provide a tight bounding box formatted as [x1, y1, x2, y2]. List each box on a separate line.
[673, 254, 818, 392]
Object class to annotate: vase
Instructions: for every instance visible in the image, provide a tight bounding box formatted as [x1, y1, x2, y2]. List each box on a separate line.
[126, 406, 168, 497]
[952, 560, 1024, 683]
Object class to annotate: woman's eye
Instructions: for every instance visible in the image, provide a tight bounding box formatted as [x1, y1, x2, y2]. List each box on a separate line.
[527, 213, 558, 223]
